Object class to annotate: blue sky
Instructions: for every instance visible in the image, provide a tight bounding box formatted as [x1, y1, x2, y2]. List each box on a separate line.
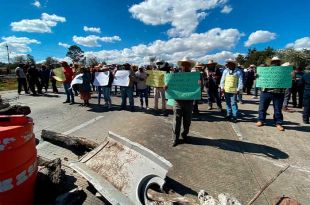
[0, 0, 309, 64]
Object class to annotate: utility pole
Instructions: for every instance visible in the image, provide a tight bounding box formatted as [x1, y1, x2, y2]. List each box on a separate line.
[5, 44, 10, 74]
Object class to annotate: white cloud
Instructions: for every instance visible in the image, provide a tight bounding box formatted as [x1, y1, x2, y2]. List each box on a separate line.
[197, 51, 240, 64]
[129, 0, 228, 37]
[286, 37, 310, 50]
[221, 5, 232, 14]
[72, 35, 121, 47]
[0, 36, 40, 62]
[83, 27, 242, 65]
[83, 26, 101, 33]
[10, 13, 66, 33]
[245, 30, 276, 47]
[32, 0, 41, 8]
[58, 42, 70, 48]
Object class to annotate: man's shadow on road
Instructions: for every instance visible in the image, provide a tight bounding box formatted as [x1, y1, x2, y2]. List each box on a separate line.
[186, 136, 289, 159]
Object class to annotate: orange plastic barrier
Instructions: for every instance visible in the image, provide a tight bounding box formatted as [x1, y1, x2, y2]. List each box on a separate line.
[0, 115, 37, 205]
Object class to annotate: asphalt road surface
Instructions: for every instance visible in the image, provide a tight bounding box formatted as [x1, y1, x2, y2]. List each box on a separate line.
[1, 89, 309, 204]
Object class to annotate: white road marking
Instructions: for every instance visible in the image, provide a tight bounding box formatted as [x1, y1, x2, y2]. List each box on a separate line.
[62, 116, 104, 135]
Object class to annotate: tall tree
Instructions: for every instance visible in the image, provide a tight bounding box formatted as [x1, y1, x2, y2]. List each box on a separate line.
[45, 57, 58, 65]
[26, 54, 35, 64]
[13, 55, 26, 64]
[66, 45, 84, 63]
[236, 54, 246, 66]
[276, 48, 310, 68]
[87, 57, 99, 67]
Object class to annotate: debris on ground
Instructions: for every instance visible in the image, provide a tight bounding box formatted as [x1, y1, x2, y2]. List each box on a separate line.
[0, 95, 31, 115]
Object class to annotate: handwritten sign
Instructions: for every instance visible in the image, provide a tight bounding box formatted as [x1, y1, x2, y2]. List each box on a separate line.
[112, 70, 130, 87]
[224, 75, 238, 93]
[256, 66, 293, 88]
[167, 99, 175, 107]
[70, 74, 83, 88]
[93, 71, 109, 86]
[53, 67, 65, 82]
[146, 70, 165, 87]
[165, 72, 201, 100]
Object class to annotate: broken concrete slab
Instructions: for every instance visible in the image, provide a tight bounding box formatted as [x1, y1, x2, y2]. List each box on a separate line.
[70, 131, 172, 205]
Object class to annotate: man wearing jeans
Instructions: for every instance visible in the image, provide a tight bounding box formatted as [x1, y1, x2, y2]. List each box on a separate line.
[120, 63, 135, 112]
[61, 61, 74, 104]
[256, 57, 285, 131]
[220, 59, 243, 123]
[135, 66, 149, 109]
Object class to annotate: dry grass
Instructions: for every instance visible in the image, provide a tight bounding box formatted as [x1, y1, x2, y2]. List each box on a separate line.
[0, 78, 18, 91]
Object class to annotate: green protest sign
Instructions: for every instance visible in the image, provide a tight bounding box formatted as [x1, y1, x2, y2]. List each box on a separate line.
[165, 72, 201, 100]
[256, 66, 293, 88]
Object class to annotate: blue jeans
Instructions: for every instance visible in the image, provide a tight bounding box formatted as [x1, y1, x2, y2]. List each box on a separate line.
[258, 92, 285, 125]
[120, 87, 134, 109]
[98, 86, 112, 104]
[63, 83, 74, 102]
[137, 88, 148, 107]
[224, 93, 238, 118]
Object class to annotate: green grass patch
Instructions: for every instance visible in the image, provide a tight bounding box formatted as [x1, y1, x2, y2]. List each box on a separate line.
[0, 78, 18, 91]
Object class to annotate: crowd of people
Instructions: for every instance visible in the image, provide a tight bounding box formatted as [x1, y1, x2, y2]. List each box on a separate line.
[15, 56, 310, 147]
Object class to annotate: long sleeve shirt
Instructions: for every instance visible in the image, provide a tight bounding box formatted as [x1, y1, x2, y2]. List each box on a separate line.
[220, 68, 243, 92]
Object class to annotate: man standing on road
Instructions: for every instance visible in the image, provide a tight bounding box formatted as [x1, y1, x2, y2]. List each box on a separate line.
[205, 60, 222, 111]
[256, 57, 286, 131]
[120, 63, 135, 112]
[135, 66, 149, 109]
[15, 64, 29, 95]
[220, 59, 243, 123]
[154, 61, 169, 116]
[61, 61, 75, 104]
[27, 63, 42, 96]
[169, 57, 197, 147]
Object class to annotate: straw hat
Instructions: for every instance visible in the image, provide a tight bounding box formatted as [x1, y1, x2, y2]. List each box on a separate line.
[206, 60, 217, 65]
[225, 58, 237, 66]
[281, 62, 291, 66]
[177, 57, 196, 68]
[271, 56, 281, 62]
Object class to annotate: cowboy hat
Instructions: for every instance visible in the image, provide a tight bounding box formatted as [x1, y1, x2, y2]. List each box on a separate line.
[206, 60, 217, 65]
[281, 62, 291, 66]
[225, 58, 237, 65]
[271, 56, 281, 62]
[195, 62, 205, 67]
[177, 57, 196, 68]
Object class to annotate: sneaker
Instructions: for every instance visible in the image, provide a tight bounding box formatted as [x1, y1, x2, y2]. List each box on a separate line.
[207, 106, 212, 110]
[256, 121, 264, 127]
[63, 100, 70, 103]
[69, 102, 75, 105]
[232, 117, 237, 123]
[146, 107, 150, 110]
[276, 124, 284, 131]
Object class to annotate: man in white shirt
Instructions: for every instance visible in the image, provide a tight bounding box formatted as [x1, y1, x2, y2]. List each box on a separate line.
[220, 59, 243, 123]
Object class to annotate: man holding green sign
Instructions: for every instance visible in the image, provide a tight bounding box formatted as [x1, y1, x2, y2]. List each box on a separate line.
[256, 57, 293, 131]
[165, 57, 201, 147]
